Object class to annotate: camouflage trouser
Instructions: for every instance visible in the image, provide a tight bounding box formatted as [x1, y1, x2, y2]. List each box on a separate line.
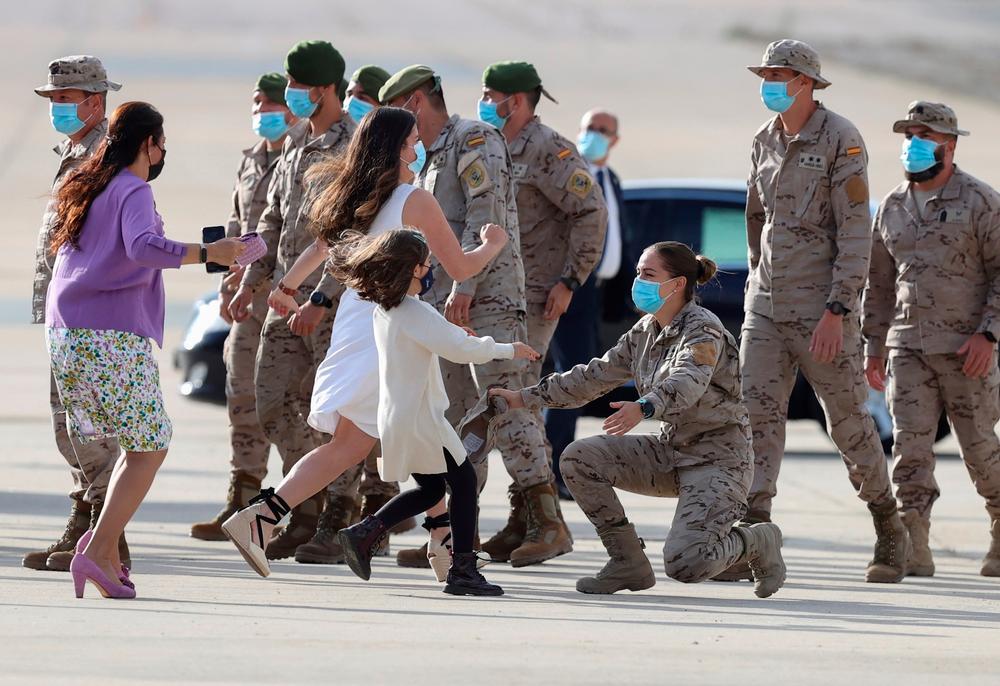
[256, 310, 361, 496]
[49, 370, 119, 504]
[741, 311, 893, 514]
[888, 348, 1000, 521]
[442, 311, 553, 489]
[560, 433, 750, 582]
[223, 292, 270, 481]
[526, 300, 562, 464]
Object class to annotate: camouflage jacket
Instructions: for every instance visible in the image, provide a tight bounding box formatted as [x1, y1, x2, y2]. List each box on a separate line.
[508, 116, 607, 304]
[225, 140, 282, 238]
[240, 115, 356, 302]
[863, 166, 1000, 357]
[745, 104, 871, 324]
[32, 120, 108, 323]
[417, 114, 525, 318]
[521, 301, 750, 467]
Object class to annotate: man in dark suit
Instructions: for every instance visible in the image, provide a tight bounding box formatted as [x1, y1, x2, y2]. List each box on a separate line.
[546, 108, 630, 499]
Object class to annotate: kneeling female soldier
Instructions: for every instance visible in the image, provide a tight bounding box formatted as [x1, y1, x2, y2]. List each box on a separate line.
[491, 241, 785, 598]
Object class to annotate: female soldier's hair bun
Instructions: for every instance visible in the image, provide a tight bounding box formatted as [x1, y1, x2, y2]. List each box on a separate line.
[695, 255, 718, 285]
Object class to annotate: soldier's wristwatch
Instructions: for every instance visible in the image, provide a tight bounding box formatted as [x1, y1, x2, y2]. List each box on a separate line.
[309, 291, 334, 309]
[637, 397, 655, 420]
[826, 301, 849, 316]
[984, 331, 998, 344]
[559, 276, 581, 292]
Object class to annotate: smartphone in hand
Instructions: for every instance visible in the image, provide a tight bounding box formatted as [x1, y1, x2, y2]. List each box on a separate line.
[202, 226, 228, 273]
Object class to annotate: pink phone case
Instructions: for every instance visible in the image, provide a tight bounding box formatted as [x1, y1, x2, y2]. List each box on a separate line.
[237, 233, 267, 266]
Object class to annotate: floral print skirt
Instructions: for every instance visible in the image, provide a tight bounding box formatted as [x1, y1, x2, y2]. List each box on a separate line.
[47, 327, 172, 452]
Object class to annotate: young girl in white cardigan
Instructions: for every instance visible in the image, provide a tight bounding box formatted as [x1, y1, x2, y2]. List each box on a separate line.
[331, 228, 538, 596]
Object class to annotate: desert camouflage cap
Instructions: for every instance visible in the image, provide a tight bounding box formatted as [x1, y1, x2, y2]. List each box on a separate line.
[35, 55, 122, 97]
[379, 65, 440, 104]
[746, 39, 831, 89]
[892, 101, 969, 136]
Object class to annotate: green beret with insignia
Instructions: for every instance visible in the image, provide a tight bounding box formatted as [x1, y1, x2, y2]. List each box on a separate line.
[379, 64, 440, 104]
[255, 72, 288, 106]
[483, 61, 557, 103]
[352, 65, 391, 100]
[284, 40, 345, 87]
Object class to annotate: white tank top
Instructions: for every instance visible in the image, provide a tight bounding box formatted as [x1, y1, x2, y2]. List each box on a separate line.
[367, 183, 416, 238]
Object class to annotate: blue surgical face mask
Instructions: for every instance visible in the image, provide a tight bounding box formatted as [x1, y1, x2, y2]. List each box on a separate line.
[477, 97, 511, 130]
[577, 129, 611, 163]
[631, 277, 677, 314]
[50, 99, 92, 136]
[285, 86, 318, 118]
[900, 136, 939, 173]
[760, 80, 799, 113]
[253, 111, 289, 142]
[418, 264, 434, 296]
[405, 140, 426, 175]
[345, 95, 375, 123]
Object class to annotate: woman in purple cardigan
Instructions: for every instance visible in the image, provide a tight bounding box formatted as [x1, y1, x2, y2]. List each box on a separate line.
[46, 101, 245, 599]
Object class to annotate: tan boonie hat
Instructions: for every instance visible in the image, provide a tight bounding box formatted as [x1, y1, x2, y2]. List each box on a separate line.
[892, 101, 969, 136]
[746, 39, 831, 89]
[35, 55, 121, 97]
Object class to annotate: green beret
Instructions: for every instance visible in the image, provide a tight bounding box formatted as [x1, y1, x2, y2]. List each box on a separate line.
[255, 72, 288, 106]
[351, 65, 391, 100]
[483, 61, 557, 103]
[284, 40, 345, 87]
[337, 78, 348, 101]
[379, 64, 440, 104]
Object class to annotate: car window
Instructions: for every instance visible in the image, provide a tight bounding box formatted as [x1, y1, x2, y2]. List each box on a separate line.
[701, 206, 747, 268]
[623, 195, 746, 268]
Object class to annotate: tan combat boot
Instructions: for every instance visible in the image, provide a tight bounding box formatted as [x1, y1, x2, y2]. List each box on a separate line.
[710, 509, 771, 582]
[901, 510, 934, 576]
[266, 491, 323, 561]
[294, 493, 356, 564]
[734, 522, 786, 598]
[509, 483, 573, 567]
[482, 485, 528, 562]
[981, 519, 1000, 577]
[22, 500, 91, 571]
[866, 500, 910, 583]
[396, 542, 431, 568]
[190, 471, 262, 541]
[576, 522, 655, 594]
[47, 501, 131, 571]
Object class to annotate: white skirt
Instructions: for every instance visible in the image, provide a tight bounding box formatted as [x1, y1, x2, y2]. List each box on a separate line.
[308, 289, 379, 438]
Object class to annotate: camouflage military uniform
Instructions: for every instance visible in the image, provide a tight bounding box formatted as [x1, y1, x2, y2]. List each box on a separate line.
[34, 119, 120, 505]
[240, 117, 362, 493]
[508, 115, 607, 456]
[416, 115, 548, 486]
[222, 141, 280, 482]
[522, 301, 755, 581]
[743, 103, 893, 515]
[864, 166, 1000, 521]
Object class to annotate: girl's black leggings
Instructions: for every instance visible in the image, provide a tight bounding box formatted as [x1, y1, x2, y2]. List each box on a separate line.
[372, 449, 477, 553]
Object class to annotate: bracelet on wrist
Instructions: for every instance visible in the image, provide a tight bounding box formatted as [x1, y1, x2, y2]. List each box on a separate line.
[277, 281, 297, 297]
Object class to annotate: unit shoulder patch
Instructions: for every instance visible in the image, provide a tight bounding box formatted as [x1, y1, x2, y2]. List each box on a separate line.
[566, 169, 594, 198]
[462, 159, 491, 195]
[691, 341, 719, 367]
[845, 175, 868, 204]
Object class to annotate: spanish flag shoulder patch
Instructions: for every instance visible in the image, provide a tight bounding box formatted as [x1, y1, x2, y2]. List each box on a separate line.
[556, 148, 573, 160]
[466, 135, 485, 148]
[846, 146, 862, 156]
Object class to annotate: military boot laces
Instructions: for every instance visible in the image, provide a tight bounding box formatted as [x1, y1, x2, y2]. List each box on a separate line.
[866, 501, 908, 583]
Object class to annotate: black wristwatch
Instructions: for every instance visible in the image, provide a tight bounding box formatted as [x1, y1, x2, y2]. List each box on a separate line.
[826, 301, 849, 316]
[560, 276, 581, 292]
[637, 397, 655, 420]
[309, 291, 334, 309]
[199, 244, 208, 264]
[984, 331, 998, 344]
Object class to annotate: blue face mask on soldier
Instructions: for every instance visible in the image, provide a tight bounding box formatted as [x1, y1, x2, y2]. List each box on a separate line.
[760, 79, 800, 113]
[285, 86, 319, 118]
[577, 129, 611, 162]
[252, 111, 289, 142]
[631, 277, 677, 314]
[50, 98, 94, 136]
[477, 98, 511, 130]
[345, 96, 375, 123]
[900, 136, 940, 173]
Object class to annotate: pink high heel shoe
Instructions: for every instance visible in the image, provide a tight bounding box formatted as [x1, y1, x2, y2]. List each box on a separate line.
[76, 530, 133, 588]
[72, 532, 136, 599]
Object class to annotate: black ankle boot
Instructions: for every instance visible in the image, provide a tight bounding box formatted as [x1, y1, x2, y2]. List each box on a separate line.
[444, 552, 504, 596]
[337, 515, 388, 581]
